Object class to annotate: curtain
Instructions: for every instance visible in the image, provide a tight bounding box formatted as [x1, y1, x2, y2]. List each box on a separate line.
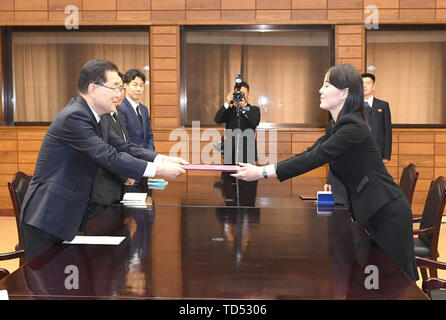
[185, 31, 331, 127]
[367, 32, 446, 125]
[13, 31, 150, 122]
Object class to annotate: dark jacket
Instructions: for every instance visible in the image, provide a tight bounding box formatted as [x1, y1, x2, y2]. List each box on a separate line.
[91, 112, 132, 206]
[367, 98, 392, 160]
[20, 95, 157, 241]
[119, 97, 155, 151]
[215, 104, 260, 164]
[276, 111, 402, 227]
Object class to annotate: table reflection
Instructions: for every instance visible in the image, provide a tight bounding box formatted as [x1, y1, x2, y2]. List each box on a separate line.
[214, 173, 258, 207]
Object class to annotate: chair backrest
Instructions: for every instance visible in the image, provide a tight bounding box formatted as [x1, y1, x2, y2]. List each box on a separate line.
[399, 163, 419, 206]
[419, 176, 446, 259]
[7, 171, 31, 251]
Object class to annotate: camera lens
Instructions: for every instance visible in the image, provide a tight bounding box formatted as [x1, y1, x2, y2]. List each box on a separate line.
[233, 91, 244, 102]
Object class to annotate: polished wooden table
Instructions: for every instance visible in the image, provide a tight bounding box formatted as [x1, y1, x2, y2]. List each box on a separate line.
[0, 175, 427, 300]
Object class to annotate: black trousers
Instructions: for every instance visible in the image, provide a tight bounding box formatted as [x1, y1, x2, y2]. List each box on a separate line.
[20, 222, 63, 262]
[363, 195, 419, 282]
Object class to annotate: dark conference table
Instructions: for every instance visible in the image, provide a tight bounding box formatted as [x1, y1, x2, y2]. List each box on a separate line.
[0, 174, 427, 300]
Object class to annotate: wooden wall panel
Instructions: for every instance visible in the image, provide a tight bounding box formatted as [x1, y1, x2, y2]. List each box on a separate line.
[336, 25, 364, 72]
[2, 4, 446, 216]
[0, 0, 443, 24]
[150, 26, 180, 129]
[15, 0, 48, 10]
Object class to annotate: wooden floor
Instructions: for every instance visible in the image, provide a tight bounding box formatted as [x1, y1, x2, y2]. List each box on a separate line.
[1, 216, 445, 293]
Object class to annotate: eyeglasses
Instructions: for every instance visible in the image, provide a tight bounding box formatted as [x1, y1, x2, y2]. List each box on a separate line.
[96, 83, 125, 95]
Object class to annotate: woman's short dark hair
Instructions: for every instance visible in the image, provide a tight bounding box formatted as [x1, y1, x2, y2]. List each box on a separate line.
[78, 59, 119, 93]
[327, 64, 365, 120]
[123, 69, 146, 84]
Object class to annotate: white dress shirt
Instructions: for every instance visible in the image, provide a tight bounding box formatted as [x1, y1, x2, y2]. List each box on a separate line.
[365, 96, 374, 108]
[126, 96, 141, 116]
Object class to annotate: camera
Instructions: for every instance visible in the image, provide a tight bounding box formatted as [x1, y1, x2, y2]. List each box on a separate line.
[232, 74, 245, 103]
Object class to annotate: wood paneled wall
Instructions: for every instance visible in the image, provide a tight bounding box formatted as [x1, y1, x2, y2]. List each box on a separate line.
[1, 0, 446, 216]
[0, 0, 445, 24]
[336, 25, 365, 72]
[1, 127, 446, 216]
[150, 26, 180, 128]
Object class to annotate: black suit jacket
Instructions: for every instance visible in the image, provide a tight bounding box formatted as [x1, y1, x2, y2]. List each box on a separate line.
[368, 98, 392, 160]
[119, 98, 155, 151]
[91, 112, 132, 206]
[21, 95, 158, 241]
[215, 104, 261, 164]
[276, 111, 403, 227]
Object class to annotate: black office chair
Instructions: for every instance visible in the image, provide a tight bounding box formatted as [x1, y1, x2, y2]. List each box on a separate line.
[416, 257, 446, 299]
[7, 171, 31, 252]
[399, 163, 419, 207]
[0, 268, 9, 280]
[0, 250, 24, 280]
[3, 171, 30, 271]
[413, 176, 446, 281]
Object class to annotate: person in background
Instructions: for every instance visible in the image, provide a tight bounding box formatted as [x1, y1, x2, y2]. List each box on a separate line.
[362, 72, 392, 163]
[119, 69, 155, 193]
[90, 73, 134, 218]
[214, 81, 260, 165]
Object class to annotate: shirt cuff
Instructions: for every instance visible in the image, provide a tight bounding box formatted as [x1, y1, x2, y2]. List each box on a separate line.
[143, 155, 165, 177]
[265, 164, 276, 178]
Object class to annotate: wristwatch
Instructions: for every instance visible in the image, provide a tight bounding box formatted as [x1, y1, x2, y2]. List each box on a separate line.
[262, 166, 268, 179]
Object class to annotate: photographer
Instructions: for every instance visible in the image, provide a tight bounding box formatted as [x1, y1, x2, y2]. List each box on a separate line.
[214, 79, 260, 164]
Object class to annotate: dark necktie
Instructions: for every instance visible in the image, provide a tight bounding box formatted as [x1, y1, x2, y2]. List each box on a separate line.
[365, 101, 377, 140]
[136, 105, 143, 126]
[97, 120, 102, 138]
[112, 112, 127, 141]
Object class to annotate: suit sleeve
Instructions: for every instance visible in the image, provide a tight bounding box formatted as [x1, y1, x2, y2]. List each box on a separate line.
[107, 129, 158, 162]
[383, 102, 392, 160]
[215, 105, 229, 123]
[57, 110, 148, 180]
[242, 106, 260, 129]
[119, 108, 130, 130]
[276, 119, 368, 182]
[146, 114, 155, 151]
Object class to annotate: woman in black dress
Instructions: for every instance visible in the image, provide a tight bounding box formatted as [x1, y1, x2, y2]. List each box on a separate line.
[232, 64, 418, 281]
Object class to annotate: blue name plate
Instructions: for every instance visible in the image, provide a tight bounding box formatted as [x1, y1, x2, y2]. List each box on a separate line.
[317, 191, 335, 206]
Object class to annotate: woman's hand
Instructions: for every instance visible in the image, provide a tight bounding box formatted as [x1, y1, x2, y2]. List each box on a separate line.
[231, 163, 263, 182]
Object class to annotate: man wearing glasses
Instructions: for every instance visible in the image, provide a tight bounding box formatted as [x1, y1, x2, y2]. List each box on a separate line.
[119, 69, 155, 193]
[19, 59, 187, 262]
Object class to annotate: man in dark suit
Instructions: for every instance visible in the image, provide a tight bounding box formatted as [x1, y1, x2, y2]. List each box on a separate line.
[89, 110, 135, 218]
[362, 72, 392, 163]
[214, 81, 260, 165]
[20, 59, 186, 262]
[119, 69, 154, 193]
[90, 72, 135, 214]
